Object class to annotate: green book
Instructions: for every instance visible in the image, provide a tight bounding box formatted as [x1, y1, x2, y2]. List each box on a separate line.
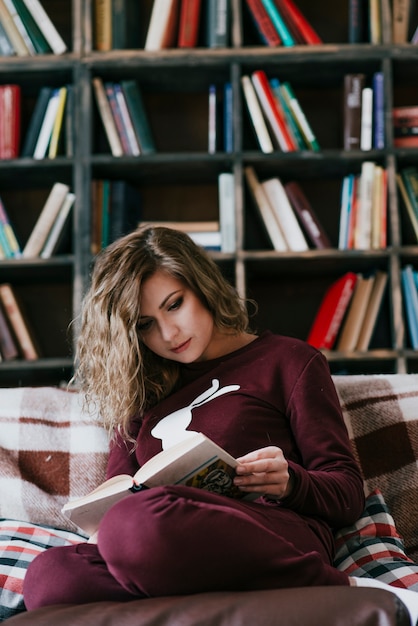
[120, 80, 156, 154]
[12, 0, 51, 54]
[281, 82, 320, 152]
[260, 0, 294, 46]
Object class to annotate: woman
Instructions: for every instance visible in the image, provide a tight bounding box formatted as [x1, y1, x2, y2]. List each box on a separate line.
[23, 226, 418, 623]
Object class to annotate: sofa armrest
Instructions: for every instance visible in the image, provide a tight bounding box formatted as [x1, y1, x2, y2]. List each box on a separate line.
[6, 587, 410, 626]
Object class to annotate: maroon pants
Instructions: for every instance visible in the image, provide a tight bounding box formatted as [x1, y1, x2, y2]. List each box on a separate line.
[23, 485, 349, 609]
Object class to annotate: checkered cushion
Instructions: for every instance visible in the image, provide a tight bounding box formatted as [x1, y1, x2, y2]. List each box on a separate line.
[0, 387, 109, 534]
[334, 489, 418, 590]
[334, 374, 418, 562]
[0, 519, 84, 621]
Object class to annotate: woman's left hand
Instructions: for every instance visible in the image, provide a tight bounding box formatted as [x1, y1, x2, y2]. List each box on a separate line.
[233, 446, 293, 500]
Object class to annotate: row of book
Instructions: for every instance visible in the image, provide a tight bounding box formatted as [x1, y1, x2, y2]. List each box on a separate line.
[242, 70, 320, 153]
[0, 182, 74, 259]
[307, 270, 389, 352]
[344, 72, 385, 151]
[0, 0, 66, 56]
[349, 0, 416, 45]
[93, 77, 156, 158]
[0, 282, 40, 361]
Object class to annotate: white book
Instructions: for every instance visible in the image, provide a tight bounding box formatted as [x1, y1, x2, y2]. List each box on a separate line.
[22, 182, 70, 258]
[33, 89, 60, 159]
[21, 0, 67, 54]
[144, 0, 178, 51]
[113, 84, 140, 156]
[0, 0, 28, 55]
[251, 71, 290, 152]
[40, 192, 75, 258]
[244, 166, 287, 251]
[261, 178, 309, 252]
[3, 0, 36, 54]
[354, 161, 375, 249]
[241, 76, 274, 154]
[218, 172, 236, 253]
[189, 231, 222, 249]
[92, 77, 123, 157]
[360, 87, 373, 151]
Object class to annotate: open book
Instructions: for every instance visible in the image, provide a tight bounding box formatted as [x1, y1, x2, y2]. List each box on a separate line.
[62, 432, 248, 535]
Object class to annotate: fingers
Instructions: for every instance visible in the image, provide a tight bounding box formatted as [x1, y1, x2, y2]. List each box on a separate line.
[234, 446, 291, 499]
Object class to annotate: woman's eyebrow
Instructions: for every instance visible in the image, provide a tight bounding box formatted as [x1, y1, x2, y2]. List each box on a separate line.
[159, 290, 182, 310]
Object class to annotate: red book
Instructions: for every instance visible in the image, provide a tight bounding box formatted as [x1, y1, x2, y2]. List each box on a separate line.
[251, 70, 297, 152]
[307, 272, 358, 350]
[245, 0, 282, 46]
[274, 0, 322, 45]
[178, 0, 201, 47]
[0, 85, 20, 159]
[284, 181, 332, 249]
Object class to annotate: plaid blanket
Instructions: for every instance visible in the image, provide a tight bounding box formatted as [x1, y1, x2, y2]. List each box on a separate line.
[0, 387, 109, 534]
[334, 374, 418, 563]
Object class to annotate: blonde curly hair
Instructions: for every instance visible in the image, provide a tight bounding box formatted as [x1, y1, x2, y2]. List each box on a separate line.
[74, 225, 253, 441]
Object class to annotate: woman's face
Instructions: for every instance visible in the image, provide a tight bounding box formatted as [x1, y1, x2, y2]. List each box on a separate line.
[138, 270, 217, 363]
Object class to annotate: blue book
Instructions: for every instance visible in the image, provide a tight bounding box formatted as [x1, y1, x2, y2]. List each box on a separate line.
[372, 71, 385, 149]
[223, 82, 233, 153]
[338, 174, 354, 250]
[260, 0, 294, 46]
[402, 265, 418, 349]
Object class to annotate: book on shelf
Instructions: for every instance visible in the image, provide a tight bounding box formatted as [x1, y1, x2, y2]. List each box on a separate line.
[112, 0, 141, 49]
[145, 0, 180, 51]
[0, 283, 40, 360]
[368, 0, 382, 44]
[307, 272, 358, 350]
[3, 0, 36, 54]
[20, 0, 67, 54]
[206, 0, 230, 48]
[112, 83, 141, 156]
[356, 270, 388, 351]
[0, 196, 21, 258]
[245, 0, 282, 46]
[120, 80, 156, 154]
[372, 71, 385, 149]
[178, 0, 201, 47]
[251, 70, 297, 152]
[353, 161, 376, 250]
[336, 273, 375, 352]
[218, 172, 235, 253]
[348, 0, 366, 42]
[92, 77, 123, 157]
[269, 78, 305, 150]
[0, 19, 15, 56]
[0, 84, 20, 159]
[12, 0, 51, 53]
[62, 431, 255, 536]
[33, 87, 61, 160]
[338, 174, 355, 250]
[139, 220, 220, 233]
[104, 81, 133, 156]
[274, 0, 322, 45]
[393, 106, 418, 148]
[48, 86, 67, 158]
[279, 81, 320, 151]
[284, 181, 332, 249]
[241, 75, 274, 153]
[40, 191, 75, 258]
[0, 0, 29, 55]
[259, 0, 294, 46]
[244, 166, 287, 251]
[397, 168, 418, 242]
[188, 230, 222, 250]
[343, 74, 365, 151]
[231, 0, 243, 47]
[93, 0, 111, 51]
[22, 182, 70, 258]
[208, 84, 217, 154]
[360, 86, 373, 151]
[401, 264, 418, 349]
[223, 82, 233, 152]
[0, 299, 19, 360]
[392, 0, 412, 43]
[21, 86, 53, 157]
[380, 0, 392, 43]
[261, 177, 309, 251]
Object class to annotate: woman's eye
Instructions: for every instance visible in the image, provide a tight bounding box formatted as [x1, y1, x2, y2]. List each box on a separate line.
[168, 296, 183, 312]
[137, 319, 153, 332]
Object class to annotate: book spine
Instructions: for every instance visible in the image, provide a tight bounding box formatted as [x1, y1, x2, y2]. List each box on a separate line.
[206, 0, 229, 48]
[348, 0, 365, 42]
[360, 86, 373, 151]
[343, 73, 365, 151]
[92, 77, 123, 157]
[112, 0, 141, 49]
[372, 71, 385, 149]
[104, 81, 131, 155]
[280, 81, 320, 151]
[120, 80, 156, 154]
[0, 19, 15, 55]
[0, 84, 20, 159]
[145, 0, 180, 51]
[93, 0, 111, 50]
[240, 75, 274, 153]
[251, 70, 296, 152]
[244, 0, 282, 46]
[402, 265, 418, 348]
[270, 78, 304, 149]
[178, 0, 201, 47]
[21, 86, 52, 157]
[397, 173, 418, 242]
[218, 172, 235, 253]
[223, 82, 233, 152]
[21, 0, 67, 54]
[259, 0, 294, 45]
[0, 283, 39, 359]
[356, 270, 388, 350]
[12, 0, 51, 53]
[22, 182, 70, 257]
[354, 161, 375, 249]
[392, 0, 411, 44]
[0, 0, 29, 55]
[274, 0, 322, 45]
[230, 0, 243, 47]
[0, 298, 19, 360]
[284, 180, 332, 249]
[3, 0, 35, 54]
[208, 84, 217, 154]
[33, 87, 60, 159]
[0, 196, 21, 257]
[48, 85, 67, 158]
[368, 0, 382, 43]
[40, 192, 75, 258]
[336, 274, 375, 351]
[261, 177, 308, 251]
[113, 83, 141, 156]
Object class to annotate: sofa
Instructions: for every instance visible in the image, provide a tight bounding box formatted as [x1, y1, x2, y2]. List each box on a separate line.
[1, 374, 418, 625]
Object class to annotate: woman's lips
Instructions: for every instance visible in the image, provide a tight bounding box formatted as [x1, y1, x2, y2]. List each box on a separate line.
[171, 338, 191, 354]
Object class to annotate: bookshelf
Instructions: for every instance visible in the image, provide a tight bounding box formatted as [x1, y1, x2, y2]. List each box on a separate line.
[1, 0, 418, 386]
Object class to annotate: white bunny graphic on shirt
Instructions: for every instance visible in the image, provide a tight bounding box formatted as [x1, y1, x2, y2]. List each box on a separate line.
[151, 378, 240, 450]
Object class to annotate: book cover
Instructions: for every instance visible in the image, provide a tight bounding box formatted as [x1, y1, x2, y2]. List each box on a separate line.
[280, 81, 320, 151]
[360, 86, 373, 151]
[251, 70, 297, 152]
[112, 0, 141, 49]
[223, 82, 233, 152]
[244, 0, 282, 46]
[178, 0, 201, 47]
[92, 77, 124, 157]
[0, 298, 19, 360]
[12, 0, 51, 53]
[261, 177, 309, 251]
[120, 79, 156, 154]
[336, 274, 375, 352]
[348, 0, 366, 42]
[33, 87, 60, 159]
[21, 86, 53, 157]
[40, 191, 75, 258]
[0, 0, 29, 55]
[145, 0, 180, 51]
[47, 85, 67, 158]
[0, 84, 20, 160]
[93, 0, 111, 51]
[21, 0, 67, 54]
[273, 0, 323, 45]
[206, 0, 230, 48]
[218, 172, 235, 253]
[208, 84, 217, 154]
[284, 180, 332, 249]
[343, 73, 365, 151]
[354, 160, 375, 249]
[372, 71, 385, 149]
[244, 166, 287, 251]
[22, 182, 70, 258]
[0, 283, 39, 360]
[392, 0, 411, 43]
[241, 75, 274, 153]
[368, 0, 382, 43]
[62, 431, 250, 536]
[307, 272, 358, 350]
[259, 0, 294, 46]
[356, 270, 388, 351]
[370, 165, 386, 249]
